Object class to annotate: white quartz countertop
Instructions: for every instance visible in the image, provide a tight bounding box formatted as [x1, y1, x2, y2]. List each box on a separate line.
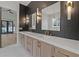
[19, 31, 79, 55]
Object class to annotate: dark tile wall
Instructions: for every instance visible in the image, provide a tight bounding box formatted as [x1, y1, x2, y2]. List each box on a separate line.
[19, 4, 26, 27]
[19, 4, 30, 31]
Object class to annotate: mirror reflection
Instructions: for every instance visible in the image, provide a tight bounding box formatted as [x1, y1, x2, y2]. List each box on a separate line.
[42, 2, 60, 31]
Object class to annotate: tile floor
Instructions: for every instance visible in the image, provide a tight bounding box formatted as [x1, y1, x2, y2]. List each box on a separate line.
[0, 44, 32, 57]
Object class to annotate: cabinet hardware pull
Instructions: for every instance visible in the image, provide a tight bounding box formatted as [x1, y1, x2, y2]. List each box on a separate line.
[38, 44, 41, 47]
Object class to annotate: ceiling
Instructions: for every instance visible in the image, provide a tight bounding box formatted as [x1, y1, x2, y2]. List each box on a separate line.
[18, 1, 31, 6]
[0, 1, 31, 12]
[28, 1, 57, 14]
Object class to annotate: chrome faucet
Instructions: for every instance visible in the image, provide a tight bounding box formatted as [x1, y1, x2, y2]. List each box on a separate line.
[45, 31, 52, 35]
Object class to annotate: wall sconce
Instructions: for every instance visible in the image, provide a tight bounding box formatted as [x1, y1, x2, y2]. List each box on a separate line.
[23, 15, 29, 25]
[36, 8, 42, 23]
[23, 17, 26, 24]
[26, 15, 29, 24]
[66, 1, 73, 20]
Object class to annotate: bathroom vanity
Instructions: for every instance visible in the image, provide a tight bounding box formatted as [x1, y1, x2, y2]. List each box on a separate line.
[19, 1, 79, 57]
[19, 31, 79, 57]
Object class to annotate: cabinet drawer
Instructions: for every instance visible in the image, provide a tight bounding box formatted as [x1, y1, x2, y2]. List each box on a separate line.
[27, 37, 33, 45]
[55, 47, 79, 57]
[33, 39, 41, 57]
[40, 41, 52, 57]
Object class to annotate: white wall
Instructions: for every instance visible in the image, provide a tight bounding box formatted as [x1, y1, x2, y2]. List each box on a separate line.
[0, 1, 19, 12]
[0, 1, 19, 44]
[0, 1, 30, 44]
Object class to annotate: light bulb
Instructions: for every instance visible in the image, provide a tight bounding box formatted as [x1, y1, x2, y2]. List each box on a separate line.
[26, 15, 29, 20]
[23, 17, 26, 23]
[26, 20, 29, 24]
[67, 4, 72, 20]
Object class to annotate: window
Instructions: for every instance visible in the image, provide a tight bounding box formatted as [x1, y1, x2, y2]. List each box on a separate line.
[2, 21, 7, 33]
[1, 20, 15, 34]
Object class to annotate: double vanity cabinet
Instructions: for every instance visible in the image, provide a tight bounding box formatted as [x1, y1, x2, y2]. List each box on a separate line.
[19, 33, 53, 57]
[19, 32, 79, 57]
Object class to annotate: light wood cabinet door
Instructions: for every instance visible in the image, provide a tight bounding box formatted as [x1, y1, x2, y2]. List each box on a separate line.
[19, 34, 25, 47]
[54, 47, 79, 57]
[55, 52, 68, 57]
[7, 34, 16, 45]
[27, 36, 33, 56]
[22, 34, 25, 47]
[32, 39, 37, 57]
[36, 41, 41, 57]
[18, 33, 21, 43]
[19, 33, 23, 45]
[40, 42, 52, 57]
[54, 47, 70, 57]
[33, 39, 41, 57]
[1, 34, 17, 48]
[24, 36, 28, 49]
[51, 45, 55, 57]
[1, 34, 8, 47]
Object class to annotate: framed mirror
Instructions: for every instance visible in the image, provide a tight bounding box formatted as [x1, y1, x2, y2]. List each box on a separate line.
[1, 20, 7, 33]
[42, 2, 60, 31]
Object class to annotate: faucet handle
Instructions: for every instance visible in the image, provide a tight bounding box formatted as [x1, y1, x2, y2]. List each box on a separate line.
[45, 31, 47, 35]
